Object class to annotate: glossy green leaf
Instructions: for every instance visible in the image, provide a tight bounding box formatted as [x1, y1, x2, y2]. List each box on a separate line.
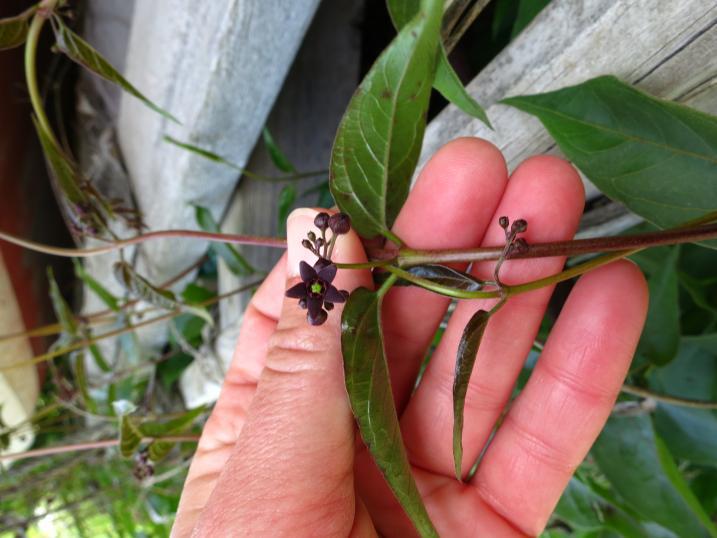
[386, 0, 490, 127]
[638, 246, 680, 365]
[649, 340, 717, 467]
[53, 20, 179, 123]
[330, 0, 443, 239]
[113, 262, 213, 325]
[592, 414, 717, 537]
[342, 287, 437, 536]
[503, 76, 717, 247]
[119, 415, 142, 458]
[194, 205, 254, 276]
[73, 259, 119, 311]
[433, 53, 491, 127]
[0, 9, 33, 50]
[453, 309, 490, 480]
[408, 264, 486, 291]
[262, 128, 296, 173]
[277, 185, 296, 236]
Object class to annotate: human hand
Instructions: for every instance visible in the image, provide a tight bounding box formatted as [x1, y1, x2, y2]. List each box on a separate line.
[172, 138, 648, 537]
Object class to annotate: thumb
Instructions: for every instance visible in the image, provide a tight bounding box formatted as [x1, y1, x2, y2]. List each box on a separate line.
[192, 208, 372, 536]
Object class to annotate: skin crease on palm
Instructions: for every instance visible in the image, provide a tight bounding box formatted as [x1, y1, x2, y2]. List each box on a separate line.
[171, 138, 649, 538]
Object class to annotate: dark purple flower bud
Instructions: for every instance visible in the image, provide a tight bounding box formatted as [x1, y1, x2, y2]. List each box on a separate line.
[301, 239, 314, 251]
[328, 213, 351, 235]
[316, 237, 325, 248]
[307, 231, 316, 242]
[498, 216, 509, 229]
[511, 219, 527, 234]
[314, 212, 330, 230]
[324, 302, 334, 311]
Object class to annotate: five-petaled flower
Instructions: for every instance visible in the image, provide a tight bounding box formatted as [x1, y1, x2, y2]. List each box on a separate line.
[286, 258, 349, 325]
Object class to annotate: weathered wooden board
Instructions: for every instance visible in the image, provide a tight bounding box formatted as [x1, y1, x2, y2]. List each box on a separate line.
[118, 0, 321, 284]
[418, 0, 717, 235]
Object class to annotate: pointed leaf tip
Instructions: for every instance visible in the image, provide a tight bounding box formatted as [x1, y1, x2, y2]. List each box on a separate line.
[342, 287, 438, 536]
[453, 308, 491, 481]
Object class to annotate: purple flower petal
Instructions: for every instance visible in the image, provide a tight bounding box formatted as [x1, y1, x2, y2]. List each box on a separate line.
[285, 282, 307, 299]
[299, 261, 316, 282]
[307, 296, 323, 320]
[317, 263, 337, 283]
[325, 285, 347, 304]
[308, 308, 327, 326]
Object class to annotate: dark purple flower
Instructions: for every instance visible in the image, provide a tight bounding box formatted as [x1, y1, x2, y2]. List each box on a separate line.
[285, 259, 349, 325]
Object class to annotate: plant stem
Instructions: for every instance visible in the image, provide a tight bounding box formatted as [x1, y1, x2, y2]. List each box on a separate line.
[0, 228, 287, 257]
[394, 222, 717, 266]
[505, 250, 634, 296]
[385, 266, 501, 299]
[0, 435, 200, 463]
[621, 384, 717, 410]
[24, 0, 58, 138]
[377, 273, 399, 298]
[3, 218, 716, 264]
[0, 279, 263, 372]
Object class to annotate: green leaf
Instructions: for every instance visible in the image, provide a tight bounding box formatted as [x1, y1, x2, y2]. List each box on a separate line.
[73, 259, 119, 311]
[407, 264, 486, 291]
[138, 406, 205, 437]
[452, 309, 490, 480]
[510, 0, 551, 39]
[592, 414, 717, 537]
[277, 185, 296, 236]
[638, 246, 680, 365]
[113, 262, 213, 326]
[386, 0, 491, 127]
[33, 116, 84, 204]
[433, 52, 491, 127]
[649, 340, 717, 467]
[503, 76, 717, 247]
[554, 478, 607, 531]
[164, 136, 241, 170]
[0, 9, 33, 51]
[194, 205, 254, 276]
[342, 287, 438, 537]
[181, 283, 215, 305]
[87, 343, 111, 373]
[147, 440, 174, 462]
[119, 415, 142, 458]
[141, 405, 203, 462]
[262, 128, 296, 173]
[73, 353, 97, 414]
[47, 267, 78, 336]
[53, 20, 179, 123]
[330, 0, 443, 239]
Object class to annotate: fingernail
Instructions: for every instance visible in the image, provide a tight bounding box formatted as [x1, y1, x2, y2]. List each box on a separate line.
[286, 208, 322, 277]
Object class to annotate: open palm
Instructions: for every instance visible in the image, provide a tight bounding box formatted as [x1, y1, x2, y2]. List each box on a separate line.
[172, 138, 647, 537]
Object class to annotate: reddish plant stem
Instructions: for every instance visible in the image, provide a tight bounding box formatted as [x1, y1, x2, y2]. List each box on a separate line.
[389, 222, 717, 266]
[0, 435, 200, 463]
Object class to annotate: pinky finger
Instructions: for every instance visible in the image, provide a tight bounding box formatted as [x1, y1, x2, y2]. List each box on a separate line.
[472, 260, 648, 536]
